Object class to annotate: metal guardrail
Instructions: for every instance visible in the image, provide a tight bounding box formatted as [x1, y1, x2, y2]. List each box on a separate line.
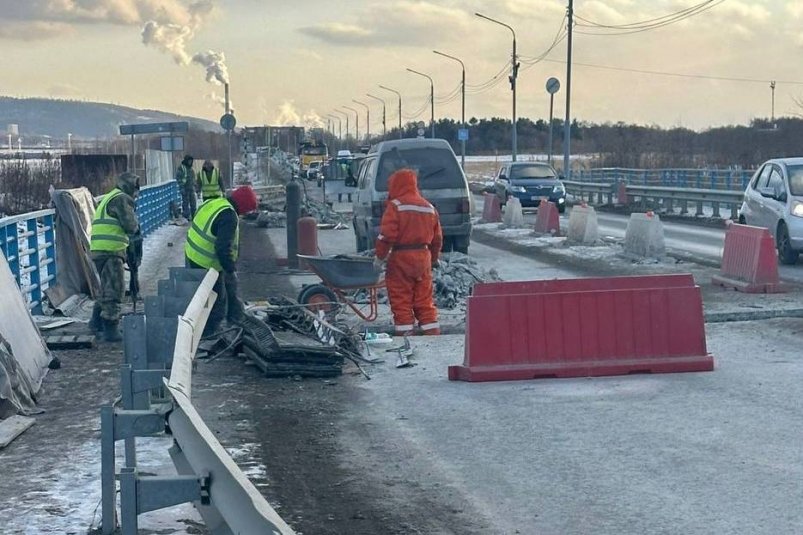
[575, 167, 755, 192]
[251, 184, 286, 202]
[0, 182, 179, 311]
[101, 267, 295, 535]
[565, 179, 745, 220]
[0, 209, 56, 313]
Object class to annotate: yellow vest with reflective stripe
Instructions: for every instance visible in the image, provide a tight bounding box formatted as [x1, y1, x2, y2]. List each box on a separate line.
[198, 168, 222, 199]
[185, 198, 239, 271]
[90, 188, 129, 253]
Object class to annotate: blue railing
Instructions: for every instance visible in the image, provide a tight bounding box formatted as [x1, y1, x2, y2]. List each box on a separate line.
[0, 181, 180, 312]
[0, 209, 57, 313]
[136, 181, 180, 236]
[574, 168, 756, 191]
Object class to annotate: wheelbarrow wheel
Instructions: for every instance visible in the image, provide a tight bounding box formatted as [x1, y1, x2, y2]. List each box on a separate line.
[298, 284, 341, 317]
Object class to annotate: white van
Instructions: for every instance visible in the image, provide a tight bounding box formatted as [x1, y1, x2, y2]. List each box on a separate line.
[352, 138, 472, 253]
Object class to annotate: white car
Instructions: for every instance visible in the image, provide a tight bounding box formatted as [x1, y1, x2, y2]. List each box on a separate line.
[739, 157, 803, 264]
[306, 161, 322, 180]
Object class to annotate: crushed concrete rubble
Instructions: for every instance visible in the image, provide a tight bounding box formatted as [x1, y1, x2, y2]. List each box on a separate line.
[433, 252, 502, 309]
[255, 210, 287, 228]
[354, 251, 502, 310]
[303, 197, 349, 226]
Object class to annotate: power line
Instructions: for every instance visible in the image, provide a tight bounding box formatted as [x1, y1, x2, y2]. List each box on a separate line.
[575, 0, 726, 36]
[541, 58, 803, 86]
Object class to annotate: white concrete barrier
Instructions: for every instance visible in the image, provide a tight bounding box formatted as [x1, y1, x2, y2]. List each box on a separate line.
[566, 205, 599, 244]
[502, 197, 524, 228]
[624, 212, 665, 258]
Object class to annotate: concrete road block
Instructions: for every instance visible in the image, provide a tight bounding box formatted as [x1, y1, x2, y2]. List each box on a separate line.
[624, 212, 665, 258]
[566, 204, 598, 244]
[502, 197, 524, 228]
[481, 193, 502, 223]
[533, 200, 561, 236]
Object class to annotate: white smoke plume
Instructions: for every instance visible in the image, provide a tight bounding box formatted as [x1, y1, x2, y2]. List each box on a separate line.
[141, 21, 194, 65]
[206, 91, 234, 113]
[192, 50, 229, 85]
[273, 102, 327, 128]
[302, 111, 325, 129]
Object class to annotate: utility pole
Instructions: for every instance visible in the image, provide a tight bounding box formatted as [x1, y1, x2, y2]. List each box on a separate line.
[476, 13, 518, 161]
[366, 94, 386, 140]
[434, 50, 466, 168]
[379, 85, 403, 138]
[563, 0, 574, 179]
[407, 68, 435, 138]
[335, 110, 349, 148]
[770, 80, 776, 124]
[353, 99, 370, 143]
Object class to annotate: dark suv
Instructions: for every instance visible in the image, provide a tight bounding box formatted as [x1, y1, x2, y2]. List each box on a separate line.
[494, 162, 566, 212]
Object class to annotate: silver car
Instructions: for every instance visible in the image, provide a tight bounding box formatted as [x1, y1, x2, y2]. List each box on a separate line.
[739, 157, 803, 264]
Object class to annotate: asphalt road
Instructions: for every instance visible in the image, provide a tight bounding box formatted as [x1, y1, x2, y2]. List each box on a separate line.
[474, 194, 803, 284]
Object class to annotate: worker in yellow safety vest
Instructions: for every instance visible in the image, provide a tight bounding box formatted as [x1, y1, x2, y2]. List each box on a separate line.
[196, 159, 225, 200]
[185, 194, 249, 335]
[89, 172, 141, 342]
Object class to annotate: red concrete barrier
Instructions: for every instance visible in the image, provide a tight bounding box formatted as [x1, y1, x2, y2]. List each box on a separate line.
[297, 217, 318, 269]
[481, 193, 502, 223]
[449, 274, 713, 382]
[533, 200, 560, 235]
[712, 223, 784, 293]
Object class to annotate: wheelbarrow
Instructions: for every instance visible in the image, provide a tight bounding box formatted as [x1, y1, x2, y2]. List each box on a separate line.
[297, 255, 385, 321]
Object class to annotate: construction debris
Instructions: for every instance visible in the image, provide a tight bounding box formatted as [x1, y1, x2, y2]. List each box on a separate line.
[303, 197, 349, 226]
[433, 252, 502, 309]
[255, 210, 287, 228]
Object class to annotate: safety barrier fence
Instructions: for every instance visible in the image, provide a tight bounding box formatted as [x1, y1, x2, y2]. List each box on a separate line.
[0, 182, 180, 311]
[574, 168, 755, 191]
[100, 267, 295, 535]
[564, 179, 746, 220]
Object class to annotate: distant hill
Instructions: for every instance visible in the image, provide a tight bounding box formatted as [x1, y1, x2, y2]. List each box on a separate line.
[0, 97, 219, 139]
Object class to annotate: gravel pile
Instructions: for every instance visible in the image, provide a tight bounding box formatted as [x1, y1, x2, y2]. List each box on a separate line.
[433, 252, 501, 309]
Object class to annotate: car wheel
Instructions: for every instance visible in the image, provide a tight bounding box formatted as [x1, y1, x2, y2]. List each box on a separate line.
[453, 235, 469, 255]
[558, 204, 566, 214]
[738, 215, 746, 224]
[777, 222, 799, 265]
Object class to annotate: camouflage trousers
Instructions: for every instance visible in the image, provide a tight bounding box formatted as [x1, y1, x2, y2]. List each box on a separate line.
[93, 255, 125, 322]
[180, 186, 197, 220]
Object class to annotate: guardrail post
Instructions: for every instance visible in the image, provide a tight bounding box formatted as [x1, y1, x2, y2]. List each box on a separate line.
[101, 406, 117, 535]
[43, 213, 56, 289]
[680, 199, 688, 214]
[712, 201, 721, 218]
[730, 203, 738, 220]
[26, 218, 42, 313]
[695, 200, 704, 216]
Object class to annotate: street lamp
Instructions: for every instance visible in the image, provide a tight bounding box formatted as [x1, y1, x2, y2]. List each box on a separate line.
[327, 114, 341, 150]
[406, 68, 435, 139]
[379, 85, 403, 139]
[334, 109, 349, 147]
[434, 50, 466, 168]
[343, 106, 359, 144]
[366, 94, 387, 140]
[476, 12, 519, 161]
[352, 99, 370, 143]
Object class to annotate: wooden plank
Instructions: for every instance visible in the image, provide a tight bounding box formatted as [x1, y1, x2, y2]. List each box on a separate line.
[0, 415, 36, 448]
[45, 335, 95, 350]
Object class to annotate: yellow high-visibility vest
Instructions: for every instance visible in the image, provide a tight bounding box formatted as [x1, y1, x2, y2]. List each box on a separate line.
[90, 188, 129, 253]
[184, 198, 239, 271]
[198, 168, 222, 199]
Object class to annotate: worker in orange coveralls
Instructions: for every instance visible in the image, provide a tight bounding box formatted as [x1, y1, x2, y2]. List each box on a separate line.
[374, 168, 443, 335]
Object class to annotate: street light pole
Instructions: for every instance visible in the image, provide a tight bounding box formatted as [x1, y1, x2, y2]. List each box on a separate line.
[327, 114, 341, 151]
[406, 68, 435, 138]
[563, 0, 574, 179]
[434, 50, 466, 168]
[343, 106, 359, 144]
[353, 99, 370, 143]
[476, 12, 518, 161]
[366, 94, 386, 140]
[334, 110, 348, 148]
[379, 85, 403, 139]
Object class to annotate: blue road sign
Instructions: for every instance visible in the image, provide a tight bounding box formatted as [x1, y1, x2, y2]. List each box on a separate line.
[458, 128, 469, 141]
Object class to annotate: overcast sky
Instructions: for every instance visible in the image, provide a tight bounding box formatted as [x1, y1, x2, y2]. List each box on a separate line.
[2, 0, 801, 131]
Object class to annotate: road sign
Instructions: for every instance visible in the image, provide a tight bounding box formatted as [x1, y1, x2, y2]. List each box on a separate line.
[160, 136, 184, 152]
[546, 77, 561, 95]
[119, 121, 189, 136]
[458, 128, 469, 141]
[220, 113, 237, 131]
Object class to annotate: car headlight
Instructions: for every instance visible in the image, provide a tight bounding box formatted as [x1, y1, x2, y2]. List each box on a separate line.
[511, 186, 526, 193]
[793, 202, 803, 218]
[553, 184, 566, 194]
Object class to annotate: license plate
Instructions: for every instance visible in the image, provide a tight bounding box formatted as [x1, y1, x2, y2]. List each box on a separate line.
[532, 196, 547, 201]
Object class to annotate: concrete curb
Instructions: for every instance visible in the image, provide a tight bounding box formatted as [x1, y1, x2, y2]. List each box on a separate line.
[703, 308, 803, 323]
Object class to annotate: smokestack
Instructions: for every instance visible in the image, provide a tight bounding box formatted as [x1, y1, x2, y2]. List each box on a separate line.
[225, 83, 230, 114]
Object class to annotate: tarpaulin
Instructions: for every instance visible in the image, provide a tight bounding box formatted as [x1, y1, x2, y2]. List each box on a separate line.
[50, 187, 100, 300]
[0, 252, 52, 415]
